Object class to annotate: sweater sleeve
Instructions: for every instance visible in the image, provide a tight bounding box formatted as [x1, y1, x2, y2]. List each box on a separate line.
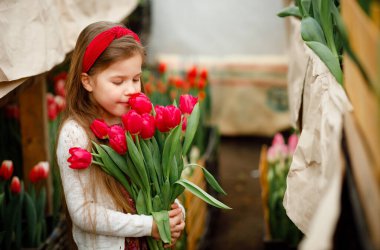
[56, 120, 153, 237]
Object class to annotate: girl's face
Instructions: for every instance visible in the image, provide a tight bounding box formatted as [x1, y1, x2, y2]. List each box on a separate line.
[82, 53, 142, 125]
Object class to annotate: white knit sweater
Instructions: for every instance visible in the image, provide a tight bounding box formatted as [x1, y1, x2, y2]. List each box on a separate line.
[57, 119, 174, 250]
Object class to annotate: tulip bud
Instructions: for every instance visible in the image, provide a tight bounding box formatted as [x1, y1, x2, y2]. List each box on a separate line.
[158, 62, 167, 74]
[200, 69, 208, 80]
[179, 94, 198, 115]
[47, 93, 58, 121]
[288, 134, 299, 155]
[29, 161, 50, 183]
[68, 148, 92, 170]
[108, 125, 128, 155]
[128, 93, 152, 114]
[54, 95, 66, 112]
[141, 114, 155, 139]
[0, 160, 14, 180]
[122, 110, 142, 135]
[163, 105, 181, 129]
[10, 176, 21, 194]
[90, 119, 109, 139]
[272, 133, 285, 146]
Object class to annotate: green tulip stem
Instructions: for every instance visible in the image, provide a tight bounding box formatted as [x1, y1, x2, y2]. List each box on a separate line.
[92, 160, 104, 167]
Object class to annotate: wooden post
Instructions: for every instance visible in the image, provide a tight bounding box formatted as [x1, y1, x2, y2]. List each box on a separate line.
[18, 74, 52, 214]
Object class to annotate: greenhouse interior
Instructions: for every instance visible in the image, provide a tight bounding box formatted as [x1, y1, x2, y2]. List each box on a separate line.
[0, 0, 379, 250]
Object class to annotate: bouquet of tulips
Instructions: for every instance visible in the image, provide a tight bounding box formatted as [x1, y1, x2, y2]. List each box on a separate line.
[68, 93, 230, 250]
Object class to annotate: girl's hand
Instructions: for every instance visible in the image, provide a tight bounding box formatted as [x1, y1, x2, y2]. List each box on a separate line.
[164, 203, 186, 248]
[151, 220, 160, 240]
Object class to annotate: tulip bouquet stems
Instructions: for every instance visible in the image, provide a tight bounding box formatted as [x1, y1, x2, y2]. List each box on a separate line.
[70, 93, 231, 248]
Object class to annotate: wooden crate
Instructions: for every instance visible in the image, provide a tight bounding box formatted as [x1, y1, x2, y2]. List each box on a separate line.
[342, 0, 380, 181]
[183, 160, 207, 250]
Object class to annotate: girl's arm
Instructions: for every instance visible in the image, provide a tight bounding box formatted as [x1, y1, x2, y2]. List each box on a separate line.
[57, 120, 152, 237]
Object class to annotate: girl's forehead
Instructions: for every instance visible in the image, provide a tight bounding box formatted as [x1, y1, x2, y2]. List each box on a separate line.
[99, 55, 142, 76]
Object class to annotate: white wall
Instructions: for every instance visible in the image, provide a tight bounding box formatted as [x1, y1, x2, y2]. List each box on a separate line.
[147, 0, 287, 61]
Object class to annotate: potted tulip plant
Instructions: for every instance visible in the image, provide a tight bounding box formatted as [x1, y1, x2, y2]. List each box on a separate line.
[68, 93, 230, 250]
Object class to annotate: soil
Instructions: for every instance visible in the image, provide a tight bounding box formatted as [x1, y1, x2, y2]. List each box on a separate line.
[203, 136, 272, 250]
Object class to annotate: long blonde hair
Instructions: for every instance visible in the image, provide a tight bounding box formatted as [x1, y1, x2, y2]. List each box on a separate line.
[59, 21, 145, 234]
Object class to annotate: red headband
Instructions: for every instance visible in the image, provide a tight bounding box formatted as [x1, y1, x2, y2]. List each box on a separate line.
[82, 26, 141, 73]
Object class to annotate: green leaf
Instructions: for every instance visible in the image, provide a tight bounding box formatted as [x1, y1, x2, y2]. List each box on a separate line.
[169, 156, 178, 185]
[301, 16, 326, 45]
[301, 0, 312, 15]
[0, 193, 4, 207]
[305, 41, 342, 84]
[140, 139, 160, 193]
[170, 184, 185, 204]
[126, 133, 150, 190]
[162, 125, 182, 179]
[183, 103, 200, 156]
[320, 0, 337, 57]
[162, 179, 171, 209]
[151, 137, 163, 182]
[24, 192, 37, 246]
[277, 6, 301, 18]
[175, 179, 231, 209]
[136, 190, 148, 215]
[152, 211, 171, 244]
[36, 187, 46, 221]
[152, 195, 163, 212]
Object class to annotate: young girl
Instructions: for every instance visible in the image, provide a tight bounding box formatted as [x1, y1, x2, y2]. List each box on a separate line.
[56, 21, 185, 250]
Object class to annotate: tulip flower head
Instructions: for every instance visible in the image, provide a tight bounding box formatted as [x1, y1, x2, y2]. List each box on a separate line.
[10, 176, 21, 194]
[122, 110, 142, 135]
[90, 119, 109, 139]
[29, 161, 50, 183]
[128, 93, 152, 115]
[108, 125, 128, 155]
[288, 134, 299, 155]
[179, 94, 198, 115]
[68, 148, 92, 170]
[272, 133, 285, 146]
[140, 113, 155, 139]
[0, 160, 14, 180]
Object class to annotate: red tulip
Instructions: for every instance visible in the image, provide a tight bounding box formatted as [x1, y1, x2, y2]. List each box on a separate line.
[197, 78, 206, 90]
[158, 62, 167, 74]
[163, 105, 181, 129]
[200, 69, 208, 80]
[0, 160, 13, 180]
[5, 104, 20, 120]
[155, 105, 170, 133]
[108, 125, 128, 155]
[90, 119, 109, 139]
[141, 114, 155, 139]
[187, 66, 197, 80]
[128, 93, 152, 114]
[53, 72, 67, 97]
[10, 176, 21, 194]
[47, 93, 58, 121]
[29, 161, 50, 182]
[68, 148, 92, 170]
[182, 116, 187, 132]
[179, 94, 198, 114]
[54, 95, 66, 112]
[122, 110, 142, 135]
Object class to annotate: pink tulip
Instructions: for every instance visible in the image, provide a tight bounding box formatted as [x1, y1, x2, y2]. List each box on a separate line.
[141, 114, 155, 139]
[288, 134, 299, 155]
[128, 93, 152, 114]
[0, 160, 13, 180]
[68, 148, 92, 170]
[29, 161, 49, 183]
[155, 105, 170, 133]
[90, 119, 109, 139]
[163, 105, 181, 129]
[108, 125, 128, 155]
[10, 176, 21, 194]
[272, 133, 285, 146]
[179, 94, 198, 114]
[122, 110, 143, 135]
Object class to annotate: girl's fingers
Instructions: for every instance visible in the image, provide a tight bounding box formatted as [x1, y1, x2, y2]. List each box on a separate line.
[168, 207, 182, 217]
[171, 203, 179, 209]
[171, 220, 185, 233]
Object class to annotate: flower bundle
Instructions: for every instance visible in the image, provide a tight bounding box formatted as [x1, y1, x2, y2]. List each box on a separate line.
[0, 160, 49, 249]
[68, 93, 230, 249]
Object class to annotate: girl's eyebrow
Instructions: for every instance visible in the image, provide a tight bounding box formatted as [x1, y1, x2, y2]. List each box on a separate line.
[110, 72, 142, 78]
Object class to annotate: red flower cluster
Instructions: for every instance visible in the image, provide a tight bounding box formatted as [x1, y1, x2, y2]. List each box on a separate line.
[69, 93, 199, 169]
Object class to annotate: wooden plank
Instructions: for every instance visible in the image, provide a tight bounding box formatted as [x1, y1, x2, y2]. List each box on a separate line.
[341, 0, 380, 90]
[18, 75, 52, 213]
[344, 113, 380, 248]
[259, 145, 271, 240]
[343, 55, 380, 182]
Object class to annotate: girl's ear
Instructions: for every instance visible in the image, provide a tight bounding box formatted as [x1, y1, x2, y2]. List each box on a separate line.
[81, 73, 93, 92]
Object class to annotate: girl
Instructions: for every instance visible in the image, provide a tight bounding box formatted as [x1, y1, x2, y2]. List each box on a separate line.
[56, 21, 185, 250]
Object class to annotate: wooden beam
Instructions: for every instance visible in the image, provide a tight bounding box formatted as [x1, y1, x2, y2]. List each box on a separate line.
[18, 74, 52, 214]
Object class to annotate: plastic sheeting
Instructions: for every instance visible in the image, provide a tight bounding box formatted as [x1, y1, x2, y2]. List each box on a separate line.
[0, 0, 138, 85]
